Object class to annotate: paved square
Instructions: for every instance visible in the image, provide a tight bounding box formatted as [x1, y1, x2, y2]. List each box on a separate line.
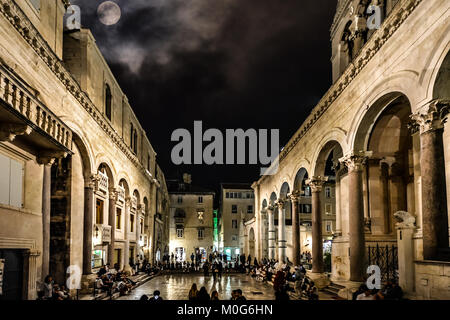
[119, 274, 276, 300]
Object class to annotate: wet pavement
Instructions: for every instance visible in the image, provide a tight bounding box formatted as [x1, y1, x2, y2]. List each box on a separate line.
[118, 273, 276, 300]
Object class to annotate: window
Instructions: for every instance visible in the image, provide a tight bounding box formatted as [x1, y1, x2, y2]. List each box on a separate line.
[96, 199, 104, 224]
[0, 152, 23, 208]
[114, 249, 121, 266]
[116, 208, 122, 230]
[198, 229, 204, 240]
[198, 196, 203, 203]
[325, 204, 333, 215]
[130, 123, 134, 149]
[197, 210, 204, 222]
[301, 204, 311, 214]
[130, 214, 135, 232]
[232, 220, 238, 229]
[147, 154, 151, 172]
[232, 235, 238, 242]
[140, 218, 144, 233]
[105, 84, 112, 121]
[226, 192, 230, 198]
[325, 187, 332, 198]
[177, 228, 184, 238]
[326, 221, 333, 233]
[133, 130, 138, 154]
[247, 205, 253, 214]
[232, 205, 237, 214]
[177, 196, 183, 204]
[304, 187, 311, 197]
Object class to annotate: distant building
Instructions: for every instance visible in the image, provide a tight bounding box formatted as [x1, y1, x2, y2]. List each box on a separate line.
[168, 174, 215, 262]
[219, 183, 255, 261]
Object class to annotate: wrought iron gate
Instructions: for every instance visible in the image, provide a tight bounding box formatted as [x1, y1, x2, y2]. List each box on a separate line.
[365, 244, 398, 283]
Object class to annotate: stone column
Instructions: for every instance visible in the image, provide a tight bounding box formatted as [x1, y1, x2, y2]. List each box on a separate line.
[411, 101, 449, 260]
[276, 199, 287, 262]
[41, 164, 52, 279]
[124, 198, 131, 268]
[82, 175, 96, 275]
[307, 177, 328, 273]
[340, 153, 368, 282]
[289, 192, 300, 266]
[267, 205, 276, 260]
[107, 189, 117, 266]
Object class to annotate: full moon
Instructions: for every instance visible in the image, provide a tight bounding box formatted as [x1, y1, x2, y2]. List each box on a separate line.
[97, 1, 121, 26]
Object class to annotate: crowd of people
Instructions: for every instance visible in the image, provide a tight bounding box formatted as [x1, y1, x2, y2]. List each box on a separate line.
[352, 281, 404, 300]
[38, 275, 72, 300]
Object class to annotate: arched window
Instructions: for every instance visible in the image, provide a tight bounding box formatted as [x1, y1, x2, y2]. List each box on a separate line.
[105, 84, 112, 120]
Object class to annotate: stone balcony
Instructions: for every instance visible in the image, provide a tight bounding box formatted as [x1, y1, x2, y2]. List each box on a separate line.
[0, 64, 72, 160]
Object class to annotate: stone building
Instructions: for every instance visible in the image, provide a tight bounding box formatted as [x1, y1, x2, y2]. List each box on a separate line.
[219, 183, 255, 261]
[168, 174, 215, 262]
[252, 0, 450, 299]
[0, 0, 168, 299]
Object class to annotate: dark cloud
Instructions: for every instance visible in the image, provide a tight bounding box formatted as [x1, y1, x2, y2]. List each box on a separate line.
[70, 0, 337, 191]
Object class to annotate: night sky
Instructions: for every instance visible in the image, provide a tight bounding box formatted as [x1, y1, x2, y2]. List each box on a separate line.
[70, 0, 337, 192]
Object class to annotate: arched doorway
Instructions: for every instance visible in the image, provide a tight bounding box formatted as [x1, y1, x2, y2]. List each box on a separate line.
[292, 168, 310, 266]
[313, 141, 344, 275]
[353, 92, 414, 281]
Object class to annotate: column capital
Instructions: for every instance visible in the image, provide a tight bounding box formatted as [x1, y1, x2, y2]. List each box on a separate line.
[410, 99, 450, 134]
[306, 176, 328, 192]
[275, 199, 285, 210]
[288, 190, 301, 202]
[266, 205, 274, 212]
[85, 174, 100, 189]
[109, 188, 118, 201]
[339, 151, 372, 172]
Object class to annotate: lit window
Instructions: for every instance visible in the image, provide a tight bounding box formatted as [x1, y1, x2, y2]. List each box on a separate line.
[197, 210, 204, 222]
[177, 228, 184, 238]
[96, 199, 104, 224]
[198, 196, 203, 203]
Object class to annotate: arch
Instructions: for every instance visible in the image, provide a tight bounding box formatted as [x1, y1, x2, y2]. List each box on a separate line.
[352, 92, 411, 152]
[313, 140, 344, 177]
[133, 189, 141, 205]
[269, 192, 277, 206]
[262, 199, 268, 209]
[98, 162, 115, 188]
[279, 182, 291, 200]
[293, 167, 309, 192]
[71, 131, 94, 180]
[432, 49, 450, 100]
[118, 178, 130, 198]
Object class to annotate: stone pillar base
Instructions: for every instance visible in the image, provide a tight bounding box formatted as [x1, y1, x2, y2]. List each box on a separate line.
[307, 271, 330, 289]
[80, 274, 97, 294]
